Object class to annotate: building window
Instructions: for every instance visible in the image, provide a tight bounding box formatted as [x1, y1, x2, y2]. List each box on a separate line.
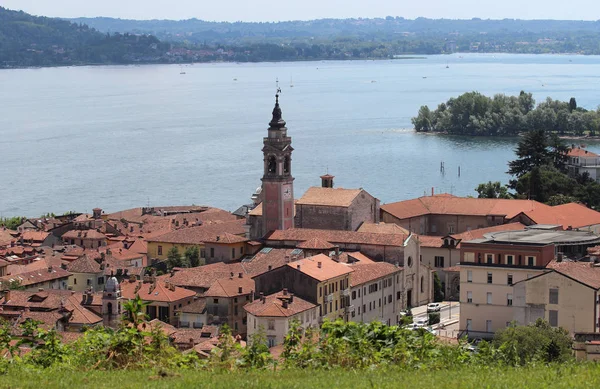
[98, 277, 104, 285]
[87, 279, 92, 286]
[351, 310, 356, 318]
[158, 246, 163, 256]
[335, 300, 338, 311]
[232, 248, 235, 258]
[408, 257, 413, 267]
[210, 248, 215, 258]
[527, 256, 535, 266]
[420, 276, 424, 293]
[549, 288, 559, 304]
[506, 255, 514, 265]
[549, 310, 558, 327]
[486, 320, 492, 333]
[434, 256, 444, 268]
[352, 290, 356, 300]
[507, 293, 513, 306]
[213, 299, 218, 304]
[268, 320, 275, 330]
[507, 274, 513, 285]
[358, 306, 361, 314]
[74, 278, 77, 285]
[487, 272, 493, 284]
[201, 249, 206, 258]
[466, 319, 472, 331]
[486, 254, 493, 264]
[234, 306, 238, 315]
[467, 291, 473, 303]
[449, 225, 455, 234]
[267, 336, 276, 347]
[467, 271, 472, 283]
[388, 294, 392, 303]
[487, 292, 492, 305]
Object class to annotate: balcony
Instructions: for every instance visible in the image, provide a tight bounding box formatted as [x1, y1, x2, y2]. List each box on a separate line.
[342, 288, 350, 297]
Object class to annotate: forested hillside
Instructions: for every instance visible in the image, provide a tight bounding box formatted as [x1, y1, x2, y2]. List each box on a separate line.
[0, 7, 169, 67]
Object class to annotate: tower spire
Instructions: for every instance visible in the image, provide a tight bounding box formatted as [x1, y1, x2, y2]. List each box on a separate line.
[269, 80, 286, 129]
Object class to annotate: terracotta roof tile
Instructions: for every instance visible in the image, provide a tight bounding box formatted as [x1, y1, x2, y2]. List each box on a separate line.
[65, 295, 102, 325]
[241, 248, 301, 276]
[286, 254, 353, 282]
[296, 187, 363, 207]
[178, 298, 206, 314]
[0, 229, 14, 247]
[170, 326, 219, 346]
[66, 255, 102, 274]
[357, 222, 410, 235]
[417, 223, 526, 248]
[0, 267, 71, 288]
[62, 229, 106, 240]
[120, 279, 195, 303]
[568, 147, 599, 158]
[382, 196, 547, 220]
[296, 237, 335, 250]
[158, 262, 245, 290]
[349, 262, 401, 286]
[21, 231, 49, 243]
[545, 261, 600, 289]
[244, 291, 316, 317]
[147, 220, 246, 245]
[204, 276, 255, 298]
[266, 228, 407, 247]
[523, 203, 600, 229]
[335, 251, 376, 265]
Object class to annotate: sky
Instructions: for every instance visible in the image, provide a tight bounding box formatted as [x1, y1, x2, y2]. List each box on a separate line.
[1, 0, 599, 22]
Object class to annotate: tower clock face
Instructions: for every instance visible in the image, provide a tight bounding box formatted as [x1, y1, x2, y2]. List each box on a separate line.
[283, 186, 292, 199]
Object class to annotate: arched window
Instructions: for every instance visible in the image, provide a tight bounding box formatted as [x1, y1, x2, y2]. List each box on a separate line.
[407, 257, 413, 268]
[107, 302, 113, 315]
[283, 156, 290, 174]
[420, 276, 424, 293]
[267, 156, 277, 173]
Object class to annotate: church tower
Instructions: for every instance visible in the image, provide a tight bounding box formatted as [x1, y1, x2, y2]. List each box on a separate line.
[102, 272, 122, 328]
[261, 90, 295, 236]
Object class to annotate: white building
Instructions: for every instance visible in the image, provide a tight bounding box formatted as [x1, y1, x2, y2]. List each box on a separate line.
[244, 289, 319, 347]
[567, 147, 600, 182]
[348, 262, 404, 326]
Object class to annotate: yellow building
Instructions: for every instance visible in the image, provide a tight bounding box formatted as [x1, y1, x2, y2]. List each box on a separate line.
[146, 220, 247, 264]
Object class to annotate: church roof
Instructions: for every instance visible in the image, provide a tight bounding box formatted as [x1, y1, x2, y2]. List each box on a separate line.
[296, 187, 363, 207]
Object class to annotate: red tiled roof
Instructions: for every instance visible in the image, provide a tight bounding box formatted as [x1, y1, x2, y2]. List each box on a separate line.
[158, 262, 245, 290]
[65, 294, 102, 325]
[170, 326, 220, 346]
[349, 262, 401, 286]
[62, 229, 106, 240]
[0, 229, 15, 247]
[240, 248, 301, 276]
[382, 196, 547, 220]
[147, 220, 246, 245]
[335, 251, 376, 265]
[357, 222, 410, 235]
[522, 203, 600, 229]
[546, 261, 600, 289]
[178, 297, 206, 314]
[66, 255, 102, 274]
[296, 237, 335, 250]
[204, 276, 255, 297]
[417, 223, 526, 248]
[244, 291, 316, 318]
[266, 228, 408, 247]
[0, 267, 71, 288]
[120, 279, 195, 302]
[21, 231, 50, 243]
[286, 254, 353, 282]
[296, 187, 363, 207]
[568, 147, 599, 158]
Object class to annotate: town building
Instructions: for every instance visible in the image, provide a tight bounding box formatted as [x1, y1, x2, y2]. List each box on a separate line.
[66, 255, 105, 292]
[120, 276, 196, 326]
[245, 289, 319, 347]
[204, 273, 254, 336]
[252, 253, 353, 321]
[513, 261, 600, 334]
[177, 297, 207, 329]
[348, 262, 404, 325]
[567, 147, 600, 182]
[459, 228, 600, 338]
[62, 229, 107, 249]
[381, 194, 548, 235]
[0, 266, 71, 291]
[294, 177, 380, 231]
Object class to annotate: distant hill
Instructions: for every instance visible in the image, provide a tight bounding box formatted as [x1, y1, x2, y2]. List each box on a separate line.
[0, 7, 169, 67]
[66, 16, 600, 44]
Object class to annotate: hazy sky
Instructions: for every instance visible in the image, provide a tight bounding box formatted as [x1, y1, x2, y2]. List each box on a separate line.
[2, 0, 598, 21]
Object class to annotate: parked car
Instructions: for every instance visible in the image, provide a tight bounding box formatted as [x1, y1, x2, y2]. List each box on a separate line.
[415, 318, 429, 327]
[427, 303, 441, 312]
[404, 323, 420, 330]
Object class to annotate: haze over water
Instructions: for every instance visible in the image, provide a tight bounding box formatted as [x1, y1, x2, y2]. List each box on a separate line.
[2, 54, 600, 217]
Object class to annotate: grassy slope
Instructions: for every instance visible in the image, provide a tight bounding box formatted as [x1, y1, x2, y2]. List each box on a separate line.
[1, 364, 599, 389]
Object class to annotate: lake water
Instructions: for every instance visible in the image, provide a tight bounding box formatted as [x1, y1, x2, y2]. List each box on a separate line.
[2, 54, 600, 217]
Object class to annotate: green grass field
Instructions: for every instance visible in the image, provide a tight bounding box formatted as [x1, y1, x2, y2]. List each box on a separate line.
[1, 364, 599, 389]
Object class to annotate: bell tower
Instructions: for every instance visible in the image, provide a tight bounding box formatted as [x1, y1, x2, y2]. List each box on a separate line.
[261, 88, 295, 236]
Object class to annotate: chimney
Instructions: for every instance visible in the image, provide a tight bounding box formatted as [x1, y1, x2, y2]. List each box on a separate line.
[297, 264, 301, 270]
[285, 255, 291, 263]
[282, 299, 288, 309]
[189, 338, 195, 348]
[130, 226, 134, 233]
[282, 288, 288, 296]
[557, 253, 564, 262]
[289, 293, 294, 303]
[216, 235, 220, 242]
[431, 187, 434, 196]
[317, 261, 322, 269]
[38, 287, 44, 292]
[3, 290, 10, 303]
[48, 266, 53, 273]
[260, 292, 265, 303]
[230, 272, 234, 278]
[268, 265, 272, 271]
[238, 273, 243, 278]
[238, 287, 243, 294]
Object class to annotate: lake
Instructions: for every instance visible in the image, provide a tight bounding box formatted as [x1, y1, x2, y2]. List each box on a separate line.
[2, 54, 600, 217]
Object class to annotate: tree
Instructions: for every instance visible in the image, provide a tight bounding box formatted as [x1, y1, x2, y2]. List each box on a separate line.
[512, 165, 576, 203]
[475, 181, 511, 199]
[507, 129, 551, 179]
[184, 246, 201, 268]
[412, 105, 434, 132]
[433, 272, 444, 302]
[122, 294, 149, 326]
[167, 246, 182, 269]
[569, 97, 577, 112]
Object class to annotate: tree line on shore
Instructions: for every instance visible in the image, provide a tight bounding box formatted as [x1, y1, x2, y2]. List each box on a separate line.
[412, 91, 600, 136]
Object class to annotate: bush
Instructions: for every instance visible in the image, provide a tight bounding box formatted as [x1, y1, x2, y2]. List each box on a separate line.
[428, 313, 441, 325]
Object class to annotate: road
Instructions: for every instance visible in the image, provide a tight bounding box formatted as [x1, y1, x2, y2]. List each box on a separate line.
[412, 302, 460, 326]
